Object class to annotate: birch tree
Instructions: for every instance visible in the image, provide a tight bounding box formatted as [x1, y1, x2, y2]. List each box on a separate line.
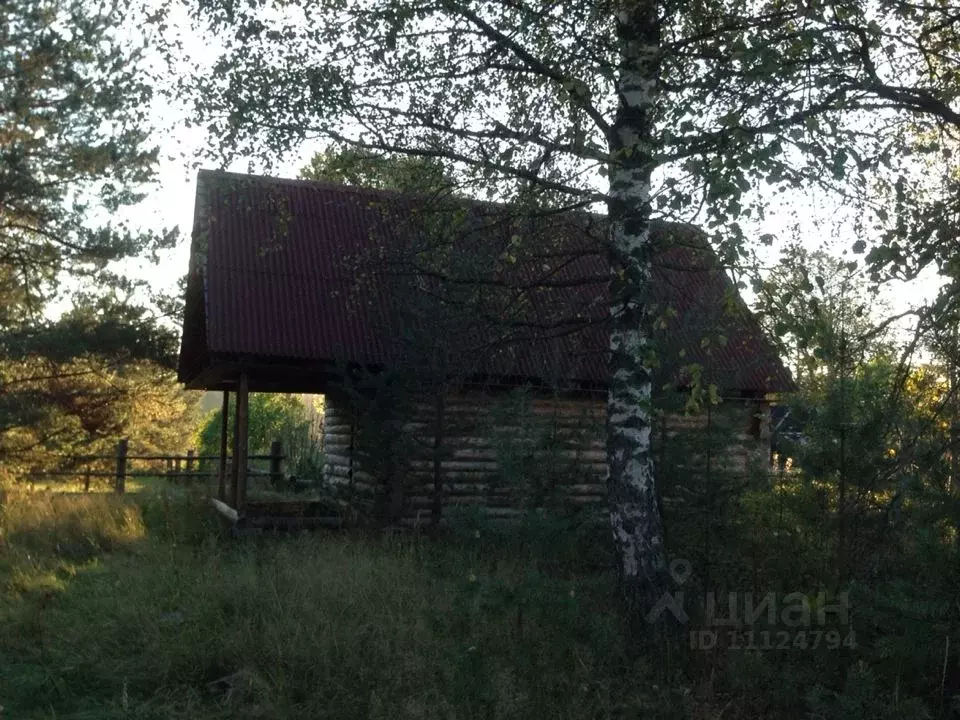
[173, 0, 960, 615]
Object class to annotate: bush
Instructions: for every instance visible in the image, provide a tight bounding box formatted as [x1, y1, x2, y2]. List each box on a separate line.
[196, 393, 324, 480]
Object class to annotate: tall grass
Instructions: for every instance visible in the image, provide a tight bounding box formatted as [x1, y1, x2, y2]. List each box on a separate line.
[9, 486, 928, 719]
[0, 490, 663, 719]
[0, 488, 145, 565]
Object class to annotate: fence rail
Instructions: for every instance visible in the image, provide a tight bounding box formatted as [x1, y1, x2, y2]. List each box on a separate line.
[21, 438, 285, 494]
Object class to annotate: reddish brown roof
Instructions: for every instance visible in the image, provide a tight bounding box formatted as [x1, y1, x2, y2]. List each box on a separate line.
[178, 170, 793, 394]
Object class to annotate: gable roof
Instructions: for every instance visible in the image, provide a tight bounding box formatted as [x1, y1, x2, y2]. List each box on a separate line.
[178, 170, 793, 394]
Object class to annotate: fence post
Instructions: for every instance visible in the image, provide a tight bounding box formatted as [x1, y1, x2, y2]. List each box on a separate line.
[84, 470, 90, 493]
[115, 438, 128, 494]
[232, 371, 249, 510]
[186, 449, 195, 484]
[270, 439, 284, 490]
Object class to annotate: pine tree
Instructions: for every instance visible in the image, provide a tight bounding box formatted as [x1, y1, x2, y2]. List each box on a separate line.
[1, 0, 185, 466]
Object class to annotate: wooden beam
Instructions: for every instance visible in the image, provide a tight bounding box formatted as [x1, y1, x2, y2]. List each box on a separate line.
[233, 371, 250, 511]
[210, 498, 239, 523]
[269, 439, 284, 490]
[218, 390, 230, 501]
[230, 387, 240, 504]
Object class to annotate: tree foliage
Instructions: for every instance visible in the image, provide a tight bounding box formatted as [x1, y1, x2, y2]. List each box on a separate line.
[178, 0, 959, 243]
[0, 356, 202, 481]
[1, 0, 192, 475]
[752, 245, 885, 385]
[196, 393, 323, 478]
[2, 0, 175, 329]
[299, 146, 454, 193]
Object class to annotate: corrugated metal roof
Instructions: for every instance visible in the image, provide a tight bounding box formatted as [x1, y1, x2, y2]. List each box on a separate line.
[178, 170, 794, 393]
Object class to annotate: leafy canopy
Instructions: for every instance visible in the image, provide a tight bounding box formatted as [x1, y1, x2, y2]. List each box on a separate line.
[178, 0, 957, 260]
[196, 394, 322, 477]
[0, 356, 202, 480]
[299, 146, 454, 194]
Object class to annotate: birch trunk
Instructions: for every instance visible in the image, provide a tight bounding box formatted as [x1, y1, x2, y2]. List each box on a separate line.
[606, 0, 668, 617]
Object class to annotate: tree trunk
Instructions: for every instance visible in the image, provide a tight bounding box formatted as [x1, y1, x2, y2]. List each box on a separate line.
[606, 1, 668, 622]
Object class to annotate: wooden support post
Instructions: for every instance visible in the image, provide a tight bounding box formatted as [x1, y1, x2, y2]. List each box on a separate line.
[237, 373, 250, 509]
[231, 388, 240, 504]
[218, 390, 230, 501]
[84, 470, 90, 493]
[952, 421, 960, 495]
[431, 389, 445, 529]
[175, 457, 182, 485]
[269, 439, 284, 490]
[115, 438, 128, 494]
[231, 372, 249, 510]
[186, 449, 195, 483]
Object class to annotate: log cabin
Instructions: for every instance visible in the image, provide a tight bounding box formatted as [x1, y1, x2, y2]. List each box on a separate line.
[177, 170, 794, 525]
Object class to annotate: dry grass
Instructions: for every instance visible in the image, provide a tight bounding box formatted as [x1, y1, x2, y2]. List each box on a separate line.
[0, 488, 145, 564]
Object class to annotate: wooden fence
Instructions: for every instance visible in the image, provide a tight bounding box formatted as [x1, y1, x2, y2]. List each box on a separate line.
[22, 438, 285, 495]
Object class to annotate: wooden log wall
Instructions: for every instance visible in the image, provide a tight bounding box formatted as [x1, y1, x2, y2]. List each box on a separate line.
[322, 388, 773, 524]
[660, 399, 772, 477]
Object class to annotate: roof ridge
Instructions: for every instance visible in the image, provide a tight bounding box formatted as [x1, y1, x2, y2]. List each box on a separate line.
[195, 169, 709, 239]
[197, 167, 417, 202]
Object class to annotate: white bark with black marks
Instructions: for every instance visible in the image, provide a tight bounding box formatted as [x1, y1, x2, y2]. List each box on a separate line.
[606, 1, 668, 614]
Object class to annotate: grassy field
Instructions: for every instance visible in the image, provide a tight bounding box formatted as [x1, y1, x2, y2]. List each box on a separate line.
[0, 487, 678, 720]
[4, 486, 929, 719]
[15, 475, 204, 495]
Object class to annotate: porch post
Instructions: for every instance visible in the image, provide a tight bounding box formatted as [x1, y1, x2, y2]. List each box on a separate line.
[218, 390, 230, 501]
[231, 370, 250, 511]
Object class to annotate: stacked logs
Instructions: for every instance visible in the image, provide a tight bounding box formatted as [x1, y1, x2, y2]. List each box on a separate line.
[323, 388, 771, 523]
